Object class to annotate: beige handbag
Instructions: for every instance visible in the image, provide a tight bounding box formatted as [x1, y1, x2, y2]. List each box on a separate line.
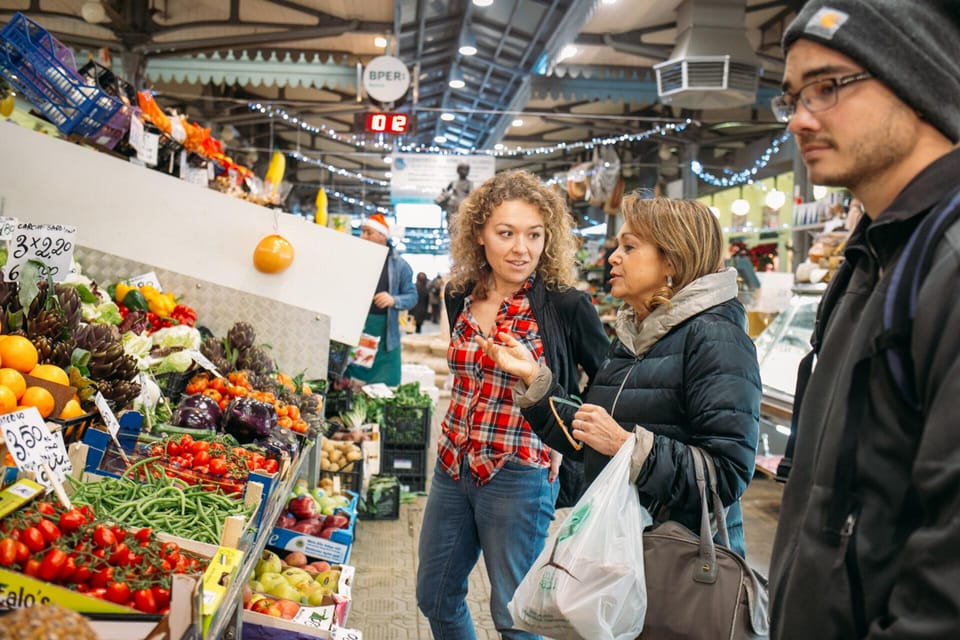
[639, 448, 769, 639]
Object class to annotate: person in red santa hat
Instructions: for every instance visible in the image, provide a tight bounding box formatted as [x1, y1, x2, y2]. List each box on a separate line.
[345, 213, 417, 386]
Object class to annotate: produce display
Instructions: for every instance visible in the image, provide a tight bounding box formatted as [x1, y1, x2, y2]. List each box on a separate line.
[69, 455, 258, 545]
[273, 482, 354, 539]
[0, 497, 204, 612]
[247, 549, 347, 610]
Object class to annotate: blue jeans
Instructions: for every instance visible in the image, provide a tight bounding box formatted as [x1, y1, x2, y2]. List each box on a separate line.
[416, 458, 559, 640]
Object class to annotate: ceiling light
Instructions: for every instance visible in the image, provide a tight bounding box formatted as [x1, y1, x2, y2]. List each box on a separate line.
[374, 36, 388, 48]
[382, 155, 393, 164]
[448, 67, 465, 89]
[434, 135, 448, 144]
[385, 171, 393, 179]
[81, 1, 108, 23]
[601, 0, 617, 4]
[731, 198, 750, 216]
[458, 30, 477, 56]
[764, 189, 786, 210]
[440, 112, 456, 121]
[511, 118, 524, 127]
[472, 0, 494, 6]
[557, 45, 578, 62]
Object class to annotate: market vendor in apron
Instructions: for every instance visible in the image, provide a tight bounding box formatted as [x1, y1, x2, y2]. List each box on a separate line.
[345, 213, 418, 386]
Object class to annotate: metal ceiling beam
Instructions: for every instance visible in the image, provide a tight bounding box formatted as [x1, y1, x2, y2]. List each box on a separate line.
[144, 51, 356, 90]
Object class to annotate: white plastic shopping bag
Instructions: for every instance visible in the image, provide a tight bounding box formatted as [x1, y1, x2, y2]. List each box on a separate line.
[508, 437, 651, 640]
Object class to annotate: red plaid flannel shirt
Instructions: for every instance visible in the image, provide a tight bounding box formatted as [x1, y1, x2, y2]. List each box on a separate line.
[437, 278, 549, 486]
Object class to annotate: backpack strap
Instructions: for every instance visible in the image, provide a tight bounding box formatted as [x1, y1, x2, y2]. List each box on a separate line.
[825, 184, 960, 532]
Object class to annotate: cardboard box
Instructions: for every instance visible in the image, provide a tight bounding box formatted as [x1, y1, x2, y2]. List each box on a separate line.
[241, 565, 355, 639]
[267, 524, 354, 565]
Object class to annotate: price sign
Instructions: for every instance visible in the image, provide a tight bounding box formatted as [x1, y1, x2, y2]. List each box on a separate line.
[0, 408, 45, 470]
[331, 626, 363, 640]
[94, 391, 120, 438]
[127, 271, 163, 291]
[0, 409, 71, 490]
[0, 216, 17, 241]
[2, 222, 77, 282]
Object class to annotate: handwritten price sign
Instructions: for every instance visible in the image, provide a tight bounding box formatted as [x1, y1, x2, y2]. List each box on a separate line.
[2, 222, 77, 283]
[0, 408, 72, 490]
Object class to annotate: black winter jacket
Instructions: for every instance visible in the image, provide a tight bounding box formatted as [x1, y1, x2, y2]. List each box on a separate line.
[520, 271, 761, 557]
[770, 148, 960, 639]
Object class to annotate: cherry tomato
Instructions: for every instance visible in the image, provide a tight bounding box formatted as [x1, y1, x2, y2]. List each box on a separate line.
[0, 538, 16, 566]
[58, 508, 86, 533]
[21, 526, 46, 553]
[36, 518, 62, 543]
[191, 440, 210, 454]
[209, 457, 228, 476]
[192, 451, 211, 467]
[134, 528, 152, 544]
[153, 586, 171, 609]
[91, 566, 114, 589]
[57, 556, 77, 583]
[92, 525, 117, 548]
[133, 588, 158, 613]
[39, 548, 67, 581]
[166, 441, 181, 456]
[23, 558, 42, 578]
[71, 565, 92, 585]
[263, 458, 279, 474]
[109, 543, 131, 567]
[105, 581, 131, 605]
[37, 502, 56, 515]
[13, 540, 29, 564]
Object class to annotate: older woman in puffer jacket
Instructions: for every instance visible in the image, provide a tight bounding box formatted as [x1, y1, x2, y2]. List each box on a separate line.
[479, 195, 761, 557]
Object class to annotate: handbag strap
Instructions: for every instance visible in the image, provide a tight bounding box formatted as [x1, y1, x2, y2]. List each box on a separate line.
[690, 447, 729, 584]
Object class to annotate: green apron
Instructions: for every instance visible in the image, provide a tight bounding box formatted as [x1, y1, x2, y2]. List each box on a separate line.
[345, 314, 401, 386]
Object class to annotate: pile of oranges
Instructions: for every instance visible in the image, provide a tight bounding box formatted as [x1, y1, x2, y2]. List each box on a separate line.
[0, 335, 84, 420]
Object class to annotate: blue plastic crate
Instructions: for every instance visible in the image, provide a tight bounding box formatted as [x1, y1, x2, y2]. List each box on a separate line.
[0, 12, 125, 145]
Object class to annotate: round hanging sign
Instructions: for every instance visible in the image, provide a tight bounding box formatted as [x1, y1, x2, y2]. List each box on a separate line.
[363, 56, 411, 103]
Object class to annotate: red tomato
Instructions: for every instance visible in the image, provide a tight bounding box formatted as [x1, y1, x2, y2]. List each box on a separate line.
[0, 538, 16, 566]
[166, 441, 181, 456]
[92, 525, 117, 549]
[134, 528, 152, 544]
[37, 502, 56, 515]
[13, 540, 29, 564]
[57, 556, 77, 583]
[153, 586, 171, 609]
[91, 566, 114, 589]
[263, 458, 279, 474]
[71, 565, 92, 585]
[133, 588, 158, 613]
[23, 558, 42, 578]
[109, 543, 131, 567]
[39, 548, 67, 581]
[105, 581, 131, 605]
[192, 451, 211, 467]
[58, 508, 86, 533]
[21, 526, 46, 553]
[191, 440, 210, 454]
[36, 518, 62, 543]
[209, 457, 228, 476]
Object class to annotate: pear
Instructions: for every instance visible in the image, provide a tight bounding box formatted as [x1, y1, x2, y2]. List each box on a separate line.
[267, 580, 302, 602]
[315, 568, 342, 595]
[259, 572, 287, 594]
[255, 550, 282, 578]
[282, 567, 313, 589]
[300, 581, 330, 607]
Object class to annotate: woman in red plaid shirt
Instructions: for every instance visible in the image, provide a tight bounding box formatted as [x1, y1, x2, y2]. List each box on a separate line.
[415, 170, 609, 639]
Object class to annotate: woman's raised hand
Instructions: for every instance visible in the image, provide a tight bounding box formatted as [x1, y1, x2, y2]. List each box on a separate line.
[476, 331, 539, 385]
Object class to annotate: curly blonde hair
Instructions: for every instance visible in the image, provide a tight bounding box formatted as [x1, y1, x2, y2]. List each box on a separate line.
[448, 169, 578, 300]
[620, 194, 725, 313]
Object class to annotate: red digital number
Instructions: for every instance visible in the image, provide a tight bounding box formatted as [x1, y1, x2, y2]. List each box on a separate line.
[364, 112, 409, 134]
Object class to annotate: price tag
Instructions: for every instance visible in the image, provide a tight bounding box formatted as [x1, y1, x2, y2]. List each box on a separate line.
[0, 215, 17, 241]
[129, 115, 144, 151]
[94, 391, 120, 438]
[0, 408, 46, 470]
[38, 431, 71, 486]
[186, 349, 222, 378]
[127, 271, 163, 291]
[331, 626, 363, 640]
[2, 222, 77, 283]
[129, 117, 160, 166]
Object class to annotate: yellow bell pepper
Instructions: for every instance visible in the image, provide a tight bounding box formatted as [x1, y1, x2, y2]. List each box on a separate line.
[114, 282, 135, 305]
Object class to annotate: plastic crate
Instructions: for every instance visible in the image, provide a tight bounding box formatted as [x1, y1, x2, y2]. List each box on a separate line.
[0, 12, 125, 144]
[394, 473, 426, 493]
[359, 476, 400, 521]
[47, 410, 100, 444]
[381, 404, 431, 446]
[324, 388, 353, 418]
[327, 342, 352, 381]
[318, 455, 363, 495]
[381, 447, 426, 477]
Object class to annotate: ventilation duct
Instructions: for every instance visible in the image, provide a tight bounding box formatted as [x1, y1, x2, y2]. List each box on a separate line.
[654, 0, 761, 110]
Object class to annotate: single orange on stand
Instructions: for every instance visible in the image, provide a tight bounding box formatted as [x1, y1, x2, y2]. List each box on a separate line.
[0, 368, 26, 400]
[0, 385, 17, 413]
[253, 234, 295, 274]
[29, 363, 70, 386]
[58, 398, 85, 420]
[21, 386, 55, 418]
[0, 336, 39, 373]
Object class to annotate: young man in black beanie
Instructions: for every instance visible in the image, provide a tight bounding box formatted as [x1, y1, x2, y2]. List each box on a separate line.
[769, 1, 960, 638]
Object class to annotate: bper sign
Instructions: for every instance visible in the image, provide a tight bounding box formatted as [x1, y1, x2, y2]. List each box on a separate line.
[363, 56, 411, 104]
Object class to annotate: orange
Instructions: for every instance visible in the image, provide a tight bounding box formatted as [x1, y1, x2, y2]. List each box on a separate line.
[29, 363, 70, 387]
[58, 398, 85, 420]
[20, 386, 55, 419]
[0, 385, 17, 414]
[253, 234, 295, 274]
[0, 336, 38, 374]
[0, 368, 26, 400]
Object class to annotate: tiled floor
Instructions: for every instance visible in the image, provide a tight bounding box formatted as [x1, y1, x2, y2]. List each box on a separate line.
[345, 386, 784, 639]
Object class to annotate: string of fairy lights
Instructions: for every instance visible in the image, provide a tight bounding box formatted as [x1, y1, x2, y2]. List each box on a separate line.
[250, 101, 792, 213]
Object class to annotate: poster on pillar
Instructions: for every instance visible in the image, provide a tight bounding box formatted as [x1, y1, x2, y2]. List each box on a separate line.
[389, 154, 495, 205]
